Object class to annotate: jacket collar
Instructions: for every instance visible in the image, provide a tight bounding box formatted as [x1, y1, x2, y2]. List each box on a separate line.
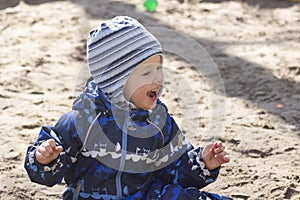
[73, 79, 163, 123]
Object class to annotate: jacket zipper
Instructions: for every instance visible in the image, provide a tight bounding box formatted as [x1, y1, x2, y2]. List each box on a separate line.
[116, 119, 128, 199]
[72, 183, 81, 200]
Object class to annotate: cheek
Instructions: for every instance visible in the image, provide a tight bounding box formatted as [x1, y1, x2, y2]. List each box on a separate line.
[124, 78, 152, 100]
[131, 87, 146, 100]
[130, 86, 150, 105]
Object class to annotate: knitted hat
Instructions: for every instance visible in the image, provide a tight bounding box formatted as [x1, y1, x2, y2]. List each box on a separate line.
[87, 16, 163, 107]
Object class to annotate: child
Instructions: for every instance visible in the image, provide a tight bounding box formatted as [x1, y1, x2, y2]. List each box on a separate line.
[25, 16, 231, 200]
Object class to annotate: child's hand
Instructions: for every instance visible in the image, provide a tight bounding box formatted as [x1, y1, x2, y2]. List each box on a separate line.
[35, 139, 63, 165]
[202, 141, 230, 170]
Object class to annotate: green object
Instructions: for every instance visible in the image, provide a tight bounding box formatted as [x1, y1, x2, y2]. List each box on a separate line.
[144, 0, 158, 12]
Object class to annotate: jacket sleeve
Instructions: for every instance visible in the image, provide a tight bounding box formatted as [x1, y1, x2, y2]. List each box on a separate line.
[157, 114, 220, 189]
[24, 112, 81, 187]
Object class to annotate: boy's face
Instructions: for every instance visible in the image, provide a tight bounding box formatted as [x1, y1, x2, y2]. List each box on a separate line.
[123, 54, 163, 110]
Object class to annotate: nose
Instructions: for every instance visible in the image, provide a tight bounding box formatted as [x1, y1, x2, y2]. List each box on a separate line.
[152, 69, 164, 85]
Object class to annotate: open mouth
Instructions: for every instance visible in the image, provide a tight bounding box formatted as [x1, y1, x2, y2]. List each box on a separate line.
[147, 89, 158, 99]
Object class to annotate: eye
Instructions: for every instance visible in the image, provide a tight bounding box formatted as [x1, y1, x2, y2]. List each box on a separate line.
[142, 71, 151, 76]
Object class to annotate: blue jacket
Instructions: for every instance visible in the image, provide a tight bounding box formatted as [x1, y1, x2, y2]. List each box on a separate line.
[24, 80, 219, 200]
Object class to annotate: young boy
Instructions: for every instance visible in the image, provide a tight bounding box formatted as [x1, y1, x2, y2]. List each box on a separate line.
[25, 16, 230, 200]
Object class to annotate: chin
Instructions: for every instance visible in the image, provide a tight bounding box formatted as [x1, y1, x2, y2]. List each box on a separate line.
[149, 103, 157, 110]
[139, 104, 154, 111]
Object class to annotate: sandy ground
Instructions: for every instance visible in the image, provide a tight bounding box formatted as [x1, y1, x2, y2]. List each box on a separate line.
[0, 0, 300, 199]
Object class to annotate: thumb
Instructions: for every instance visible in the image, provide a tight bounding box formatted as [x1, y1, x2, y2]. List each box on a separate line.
[48, 145, 63, 161]
[54, 145, 63, 154]
[202, 143, 213, 158]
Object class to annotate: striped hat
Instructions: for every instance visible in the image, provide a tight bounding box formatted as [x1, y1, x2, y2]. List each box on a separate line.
[87, 16, 163, 107]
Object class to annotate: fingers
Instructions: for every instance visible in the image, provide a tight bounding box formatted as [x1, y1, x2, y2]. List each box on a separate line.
[214, 150, 226, 158]
[36, 147, 50, 165]
[203, 141, 225, 158]
[222, 156, 230, 163]
[213, 141, 230, 164]
[55, 145, 63, 154]
[202, 141, 230, 170]
[213, 141, 222, 149]
[214, 151, 230, 164]
[35, 139, 63, 165]
[213, 142, 225, 154]
[37, 144, 52, 157]
[48, 139, 57, 149]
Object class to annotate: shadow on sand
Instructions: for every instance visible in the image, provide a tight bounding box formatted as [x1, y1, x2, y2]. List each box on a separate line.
[197, 0, 299, 9]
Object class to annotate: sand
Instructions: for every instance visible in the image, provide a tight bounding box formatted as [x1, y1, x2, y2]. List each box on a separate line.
[0, 0, 299, 199]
